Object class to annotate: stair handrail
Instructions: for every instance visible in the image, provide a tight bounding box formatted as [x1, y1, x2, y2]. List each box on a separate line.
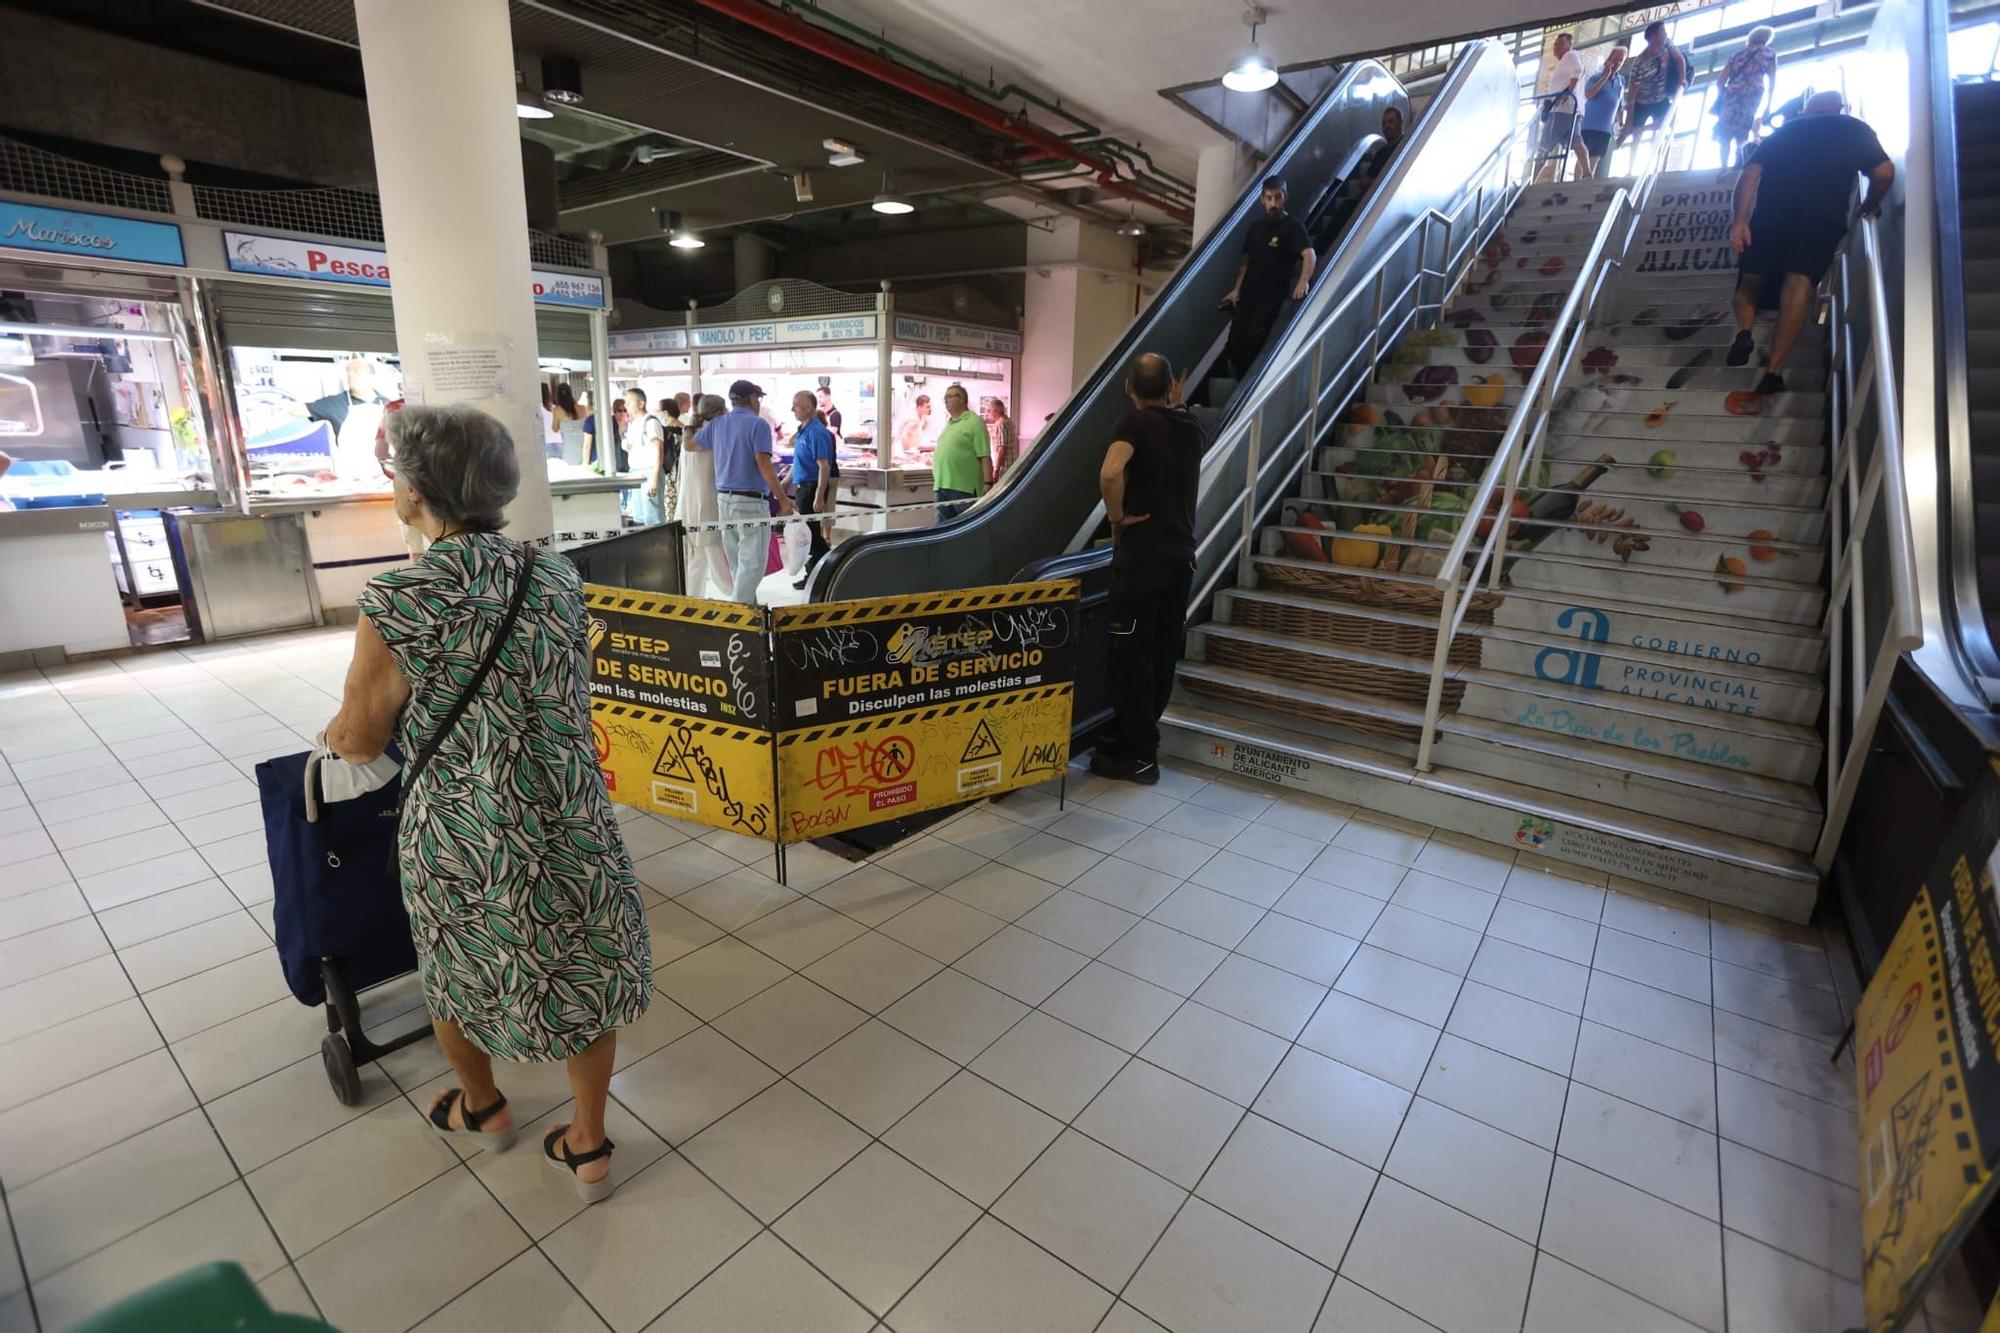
[1412, 129, 1675, 773]
[1200, 113, 1539, 615]
[1816, 215, 1924, 869]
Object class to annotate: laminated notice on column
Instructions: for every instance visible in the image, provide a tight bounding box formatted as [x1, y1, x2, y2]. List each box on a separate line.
[422, 343, 508, 400]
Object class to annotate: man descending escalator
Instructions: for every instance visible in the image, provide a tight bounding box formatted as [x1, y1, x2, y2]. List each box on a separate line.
[1220, 177, 1316, 379]
[1093, 353, 1202, 786]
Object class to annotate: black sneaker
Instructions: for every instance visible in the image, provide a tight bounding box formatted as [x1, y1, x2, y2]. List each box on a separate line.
[1755, 371, 1786, 396]
[1725, 330, 1754, 367]
[1089, 750, 1160, 785]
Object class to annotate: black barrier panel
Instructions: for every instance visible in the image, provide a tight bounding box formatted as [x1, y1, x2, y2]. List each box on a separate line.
[562, 521, 687, 596]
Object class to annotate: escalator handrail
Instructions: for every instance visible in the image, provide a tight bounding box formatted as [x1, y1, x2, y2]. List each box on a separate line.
[810, 57, 1402, 602]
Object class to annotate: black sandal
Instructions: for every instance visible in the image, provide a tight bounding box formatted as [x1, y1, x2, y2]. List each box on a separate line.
[543, 1125, 617, 1204]
[428, 1089, 515, 1152]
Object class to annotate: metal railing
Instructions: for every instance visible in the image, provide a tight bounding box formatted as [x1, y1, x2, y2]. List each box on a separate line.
[1201, 116, 1539, 615]
[1814, 218, 1924, 868]
[1412, 127, 1678, 771]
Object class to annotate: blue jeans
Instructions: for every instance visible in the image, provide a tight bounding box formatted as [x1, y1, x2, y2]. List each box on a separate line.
[717, 493, 769, 603]
[936, 488, 974, 522]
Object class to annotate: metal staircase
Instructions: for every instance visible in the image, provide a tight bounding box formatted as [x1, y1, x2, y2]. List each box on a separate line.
[1157, 167, 1918, 923]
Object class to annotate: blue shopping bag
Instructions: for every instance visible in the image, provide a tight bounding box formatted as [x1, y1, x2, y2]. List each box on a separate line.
[257, 747, 418, 1007]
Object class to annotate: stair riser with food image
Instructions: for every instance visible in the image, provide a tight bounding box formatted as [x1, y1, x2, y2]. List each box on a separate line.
[1301, 490, 1826, 544]
[1427, 735, 1822, 851]
[1505, 553, 1823, 626]
[1371, 347, 1825, 383]
[1372, 378, 1819, 417]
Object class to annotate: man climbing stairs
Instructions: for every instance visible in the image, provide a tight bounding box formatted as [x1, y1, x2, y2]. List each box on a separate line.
[1163, 173, 1831, 920]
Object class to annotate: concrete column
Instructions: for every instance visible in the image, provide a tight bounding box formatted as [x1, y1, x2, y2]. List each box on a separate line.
[1193, 141, 1242, 245]
[353, 0, 551, 542]
[1020, 219, 1137, 441]
[733, 233, 776, 292]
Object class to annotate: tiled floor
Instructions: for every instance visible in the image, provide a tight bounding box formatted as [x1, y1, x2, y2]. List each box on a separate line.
[0, 625, 1921, 1332]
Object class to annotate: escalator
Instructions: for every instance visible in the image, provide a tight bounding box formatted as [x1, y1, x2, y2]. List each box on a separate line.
[1948, 77, 2000, 679]
[807, 44, 1521, 614]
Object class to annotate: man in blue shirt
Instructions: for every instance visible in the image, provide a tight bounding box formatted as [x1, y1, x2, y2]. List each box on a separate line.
[694, 379, 793, 603]
[788, 389, 838, 587]
[1578, 46, 1627, 177]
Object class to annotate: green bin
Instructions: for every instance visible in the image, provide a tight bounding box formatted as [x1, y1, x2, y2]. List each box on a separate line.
[64, 1261, 335, 1332]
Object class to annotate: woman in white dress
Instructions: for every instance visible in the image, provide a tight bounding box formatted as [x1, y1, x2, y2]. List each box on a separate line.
[677, 393, 733, 597]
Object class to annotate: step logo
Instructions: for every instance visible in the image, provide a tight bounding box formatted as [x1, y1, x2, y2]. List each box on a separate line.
[1532, 606, 1609, 689]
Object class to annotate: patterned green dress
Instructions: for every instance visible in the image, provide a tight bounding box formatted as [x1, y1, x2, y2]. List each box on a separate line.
[358, 532, 652, 1061]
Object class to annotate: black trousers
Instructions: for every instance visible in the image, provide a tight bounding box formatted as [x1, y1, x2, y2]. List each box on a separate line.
[794, 481, 831, 566]
[1106, 558, 1195, 758]
[1224, 297, 1284, 379]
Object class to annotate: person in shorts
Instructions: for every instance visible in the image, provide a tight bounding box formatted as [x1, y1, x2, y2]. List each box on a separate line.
[1578, 46, 1626, 177]
[1727, 91, 1895, 395]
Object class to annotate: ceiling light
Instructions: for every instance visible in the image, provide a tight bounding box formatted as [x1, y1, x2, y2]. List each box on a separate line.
[540, 54, 584, 106]
[792, 172, 815, 204]
[515, 67, 554, 119]
[1223, 7, 1280, 93]
[661, 209, 705, 249]
[872, 172, 915, 215]
[824, 138, 866, 167]
[1118, 218, 1147, 237]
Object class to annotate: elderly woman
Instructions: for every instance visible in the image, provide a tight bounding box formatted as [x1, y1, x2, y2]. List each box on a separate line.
[326, 404, 651, 1204]
[1714, 27, 1778, 168]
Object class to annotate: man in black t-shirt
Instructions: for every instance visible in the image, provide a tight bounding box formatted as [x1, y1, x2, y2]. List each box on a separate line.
[1094, 352, 1204, 786]
[1221, 177, 1315, 379]
[1728, 91, 1895, 394]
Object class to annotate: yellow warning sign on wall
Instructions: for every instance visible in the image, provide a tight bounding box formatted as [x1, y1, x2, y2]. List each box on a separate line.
[769, 581, 1078, 844]
[1858, 762, 2000, 1331]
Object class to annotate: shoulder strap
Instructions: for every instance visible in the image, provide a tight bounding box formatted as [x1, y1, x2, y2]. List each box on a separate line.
[401, 544, 537, 800]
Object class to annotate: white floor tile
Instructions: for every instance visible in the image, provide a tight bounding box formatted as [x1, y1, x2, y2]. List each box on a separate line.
[1540, 1160, 1724, 1332]
[1335, 945, 1462, 1027]
[1503, 863, 1607, 922]
[1413, 833, 1515, 892]
[1419, 1034, 1568, 1149]
[1712, 1008, 1854, 1109]
[1276, 877, 1387, 938]
[1193, 954, 1329, 1039]
[1196, 1113, 1374, 1268]
[652, 937, 789, 1020]
[73, 848, 212, 911]
[1235, 912, 1360, 986]
[1469, 936, 1589, 1013]
[0, 884, 92, 944]
[118, 912, 267, 993]
[1098, 919, 1227, 996]
[1127, 1198, 1333, 1332]
[1255, 793, 1353, 843]
[247, 1099, 458, 1255]
[1712, 958, 1844, 1039]
[94, 879, 239, 950]
[680, 1081, 867, 1222]
[1341, 1177, 1534, 1333]
[1391, 869, 1500, 932]
[141, 952, 287, 1042]
[1447, 980, 1579, 1075]
[1314, 1278, 1438, 1332]
[1559, 1083, 1719, 1219]
[206, 1053, 398, 1172]
[1593, 928, 1712, 1004]
[889, 1216, 1113, 1333]
[1140, 1002, 1287, 1105]
[1016, 888, 1141, 956]
[1120, 829, 1222, 879]
[1070, 856, 1184, 916]
[1600, 885, 1711, 955]
[675, 868, 799, 933]
[540, 1154, 758, 1332]
[1301, 845, 1407, 899]
[1188, 847, 1297, 908]
[956, 924, 1090, 1004]
[415, 1249, 622, 1333]
[733, 896, 866, 969]
[609, 1027, 779, 1146]
[878, 892, 1007, 963]
[883, 1071, 1062, 1206]
[1366, 904, 1483, 975]
[1222, 822, 1323, 873]
[1333, 816, 1431, 866]
[1485, 898, 1599, 965]
[0, 917, 109, 989]
[0, 999, 161, 1114]
[792, 1020, 955, 1136]
[800, 929, 942, 1012]
[1583, 972, 1714, 1060]
[710, 974, 867, 1073]
[0, 955, 134, 1046]
[1149, 881, 1265, 949]
[0, 1048, 195, 1189]
[1253, 1046, 1409, 1168]
[1572, 1021, 1718, 1131]
[1154, 802, 1253, 849]
[939, 862, 1061, 922]
[998, 830, 1106, 885]
[1719, 1139, 1861, 1280]
[1715, 1067, 1858, 1187]
[1077, 1059, 1241, 1188]
[994, 1128, 1183, 1288]
[880, 968, 1029, 1063]
[1044, 961, 1183, 1052]
[1721, 1227, 1864, 1333]
[1524, 1255, 1705, 1332]
[1386, 1096, 1552, 1242]
[1296, 989, 1440, 1090]
[1710, 916, 1834, 990]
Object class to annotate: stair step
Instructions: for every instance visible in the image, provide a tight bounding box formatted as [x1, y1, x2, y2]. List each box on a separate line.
[1248, 554, 1824, 665]
[1365, 379, 1820, 419]
[1219, 585, 1827, 683]
[1295, 488, 1827, 545]
[1158, 703, 1820, 921]
[1313, 450, 1827, 509]
[1385, 339, 1821, 371]
[1176, 655, 1821, 784]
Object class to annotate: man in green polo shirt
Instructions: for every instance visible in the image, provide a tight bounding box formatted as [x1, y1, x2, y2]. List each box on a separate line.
[931, 383, 993, 521]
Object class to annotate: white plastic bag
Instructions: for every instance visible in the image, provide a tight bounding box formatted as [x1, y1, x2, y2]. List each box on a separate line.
[311, 735, 401, 803]
[781, 517, 812, 575]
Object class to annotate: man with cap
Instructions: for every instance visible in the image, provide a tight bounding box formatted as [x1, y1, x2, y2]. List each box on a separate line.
[694, 379, 794, 603]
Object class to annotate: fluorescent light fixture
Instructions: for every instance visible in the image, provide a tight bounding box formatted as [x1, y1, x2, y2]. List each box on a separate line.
[541, 54, 584, 106]
[660, 209, 705, 249]
[1224, 7, 1279, 92]
[871, 172, 915, 215]
[824, 138, 865, 167]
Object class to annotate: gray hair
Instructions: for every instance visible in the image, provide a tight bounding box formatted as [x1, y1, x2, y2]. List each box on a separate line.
[386, 404, 518, 533]
[696, 393, 727, 423]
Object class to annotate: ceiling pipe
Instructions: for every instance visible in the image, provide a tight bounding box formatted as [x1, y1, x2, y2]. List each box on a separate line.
[682, 0, 1195, 225]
